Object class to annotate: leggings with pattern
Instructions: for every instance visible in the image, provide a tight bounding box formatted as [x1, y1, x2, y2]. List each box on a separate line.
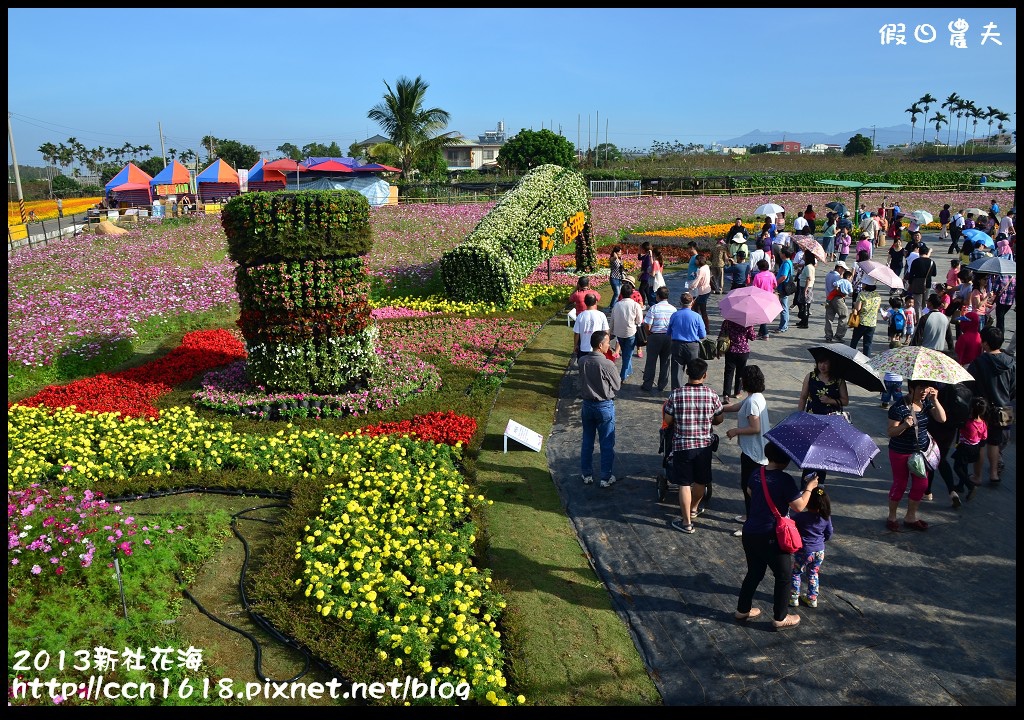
[791, 548, 825, 600]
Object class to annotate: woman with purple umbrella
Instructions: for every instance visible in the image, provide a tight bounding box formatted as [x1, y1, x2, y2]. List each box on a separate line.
[885, 381, 947, 532]
[796, 356, 850, 484]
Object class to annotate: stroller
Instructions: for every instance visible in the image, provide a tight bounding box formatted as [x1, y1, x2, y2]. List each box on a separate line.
[656, 425, 718, 504]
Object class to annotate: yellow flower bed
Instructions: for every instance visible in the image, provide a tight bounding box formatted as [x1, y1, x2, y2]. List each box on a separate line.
[375, 284, 567, 315]
[636, 222, 757, 240]
[7, 404, 525, 706]
[7, 197, 102, 225]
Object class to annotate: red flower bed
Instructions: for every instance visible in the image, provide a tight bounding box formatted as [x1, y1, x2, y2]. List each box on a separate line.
[13, 329, 246, 419]
[353, 411, 478, 446]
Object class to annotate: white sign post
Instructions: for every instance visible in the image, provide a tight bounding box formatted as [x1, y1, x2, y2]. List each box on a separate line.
[504, 419, 543, 453]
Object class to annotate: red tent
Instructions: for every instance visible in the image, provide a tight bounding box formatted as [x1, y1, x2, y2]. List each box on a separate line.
[302, 159, 354, 173]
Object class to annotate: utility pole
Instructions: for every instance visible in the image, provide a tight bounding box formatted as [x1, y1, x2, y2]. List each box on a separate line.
[595, 111, 599, 167]
[158, 121, 167, 167]
[8, 112, 27, 223]
[577, 114, 581, 164]
[605, 118, 609, 166]
[871, 125, 877, 148]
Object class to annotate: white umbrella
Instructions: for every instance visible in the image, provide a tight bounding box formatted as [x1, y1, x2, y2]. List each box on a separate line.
[754, 202, 785, 217]
[910, 210, 933, 225]
[964, 208, 986, 218]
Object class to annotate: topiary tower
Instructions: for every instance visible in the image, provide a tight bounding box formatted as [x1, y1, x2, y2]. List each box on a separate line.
[221, 190, 377, 394]
[439, 164, 592, 306]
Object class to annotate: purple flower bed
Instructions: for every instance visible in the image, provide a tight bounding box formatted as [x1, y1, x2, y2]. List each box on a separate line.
[192, 348, 442, 420]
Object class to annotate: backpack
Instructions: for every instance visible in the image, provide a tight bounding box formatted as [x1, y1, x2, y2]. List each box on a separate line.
[890, 309, 906, 333]
[937, 383, 973, 428]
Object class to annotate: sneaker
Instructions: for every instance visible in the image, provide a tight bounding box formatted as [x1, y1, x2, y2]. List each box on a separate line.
[582, 475, 594, 485]
[599, 475, 617, 488]
[772, 614, 801, 630]
[950, 491, 962, 509]
[733, 515, 745, 523]
[732, 528, 743, 537]
[922, 493, 933, 501]
[799, 595, 818, 608]
[671, 518, 695, 534]
[789, 594, 800, 607]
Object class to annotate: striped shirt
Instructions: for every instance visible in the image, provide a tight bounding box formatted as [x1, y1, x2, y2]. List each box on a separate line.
[644, 300, 676, 334]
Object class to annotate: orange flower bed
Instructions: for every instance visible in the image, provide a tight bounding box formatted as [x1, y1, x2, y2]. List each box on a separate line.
[7, 197, 102, 225]
[636, 222, 757, 240]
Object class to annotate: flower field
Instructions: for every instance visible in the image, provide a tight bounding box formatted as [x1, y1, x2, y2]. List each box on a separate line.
[7, 187, 1013, 706]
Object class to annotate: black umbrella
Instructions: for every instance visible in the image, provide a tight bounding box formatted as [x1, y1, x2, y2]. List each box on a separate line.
[825, 201, 848, 215]
[807, 343, 884, 393]
[966, 256, 1015, 275]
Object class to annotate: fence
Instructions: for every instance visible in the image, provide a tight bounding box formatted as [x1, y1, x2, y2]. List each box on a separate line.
[589, 180, 642, 198]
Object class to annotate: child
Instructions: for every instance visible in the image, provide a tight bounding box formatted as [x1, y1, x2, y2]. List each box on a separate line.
[953, 397, 989, 503]
[903, 295, 917, 342]
[883, 295, 907, 348]
[946, 258, 961, 289]
[790, 482, 833, 609]
[880, 371, 904, 409]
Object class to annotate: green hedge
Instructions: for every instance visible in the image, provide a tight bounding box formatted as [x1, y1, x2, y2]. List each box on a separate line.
[439, 164, 590, 305]
[222, 190, 373, 265]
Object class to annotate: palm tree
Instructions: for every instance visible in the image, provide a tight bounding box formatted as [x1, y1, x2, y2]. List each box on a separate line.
[905, 103, 922, 147]
[201, 136, 218, 163]
[366, 75, 460, 180]
[942, 92, 960, 148]
[967, 102, 981, 154]
[37, 142, 59, 195]
[931, 112, 947, 154]
[984, 106, 1000, 147]
[918, 93, 937, 144]
[995, 111, 1011, 145]
[956, 100, 973, 155]
[950, 98, 966, 153]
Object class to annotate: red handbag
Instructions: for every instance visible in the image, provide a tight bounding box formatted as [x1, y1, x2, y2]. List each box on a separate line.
[761, 467, 802, 553]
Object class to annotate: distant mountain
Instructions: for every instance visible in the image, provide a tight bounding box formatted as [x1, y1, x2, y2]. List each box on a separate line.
[719, 125, 915, 149]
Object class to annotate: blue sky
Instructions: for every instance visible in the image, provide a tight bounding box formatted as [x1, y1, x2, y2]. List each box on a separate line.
[7, 8, 1017, 168]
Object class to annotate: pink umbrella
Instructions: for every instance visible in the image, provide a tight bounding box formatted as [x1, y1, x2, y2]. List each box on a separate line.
[858, 260, 904, 289]
[795, 235, 826, 262]
[719, 286, 783, 327]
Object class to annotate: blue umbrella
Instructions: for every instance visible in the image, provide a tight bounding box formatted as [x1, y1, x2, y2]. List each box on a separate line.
[961, 228, 995, 249]
[764, 412, 880, 476]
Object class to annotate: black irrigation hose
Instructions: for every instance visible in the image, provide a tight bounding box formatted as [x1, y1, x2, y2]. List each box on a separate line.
[177, 503, 310, 684]
[110, 487, 357, 689]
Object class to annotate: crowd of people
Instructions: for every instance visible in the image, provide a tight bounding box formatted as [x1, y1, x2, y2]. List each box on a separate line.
[574, 197, 1016, 630]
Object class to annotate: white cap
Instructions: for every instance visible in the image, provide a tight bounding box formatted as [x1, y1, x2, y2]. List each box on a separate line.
[836, 261, 850, 270]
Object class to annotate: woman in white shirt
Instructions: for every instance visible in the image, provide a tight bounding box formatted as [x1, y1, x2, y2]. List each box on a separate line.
[691, 254, 713, 330]
[796, 254, 817, 328]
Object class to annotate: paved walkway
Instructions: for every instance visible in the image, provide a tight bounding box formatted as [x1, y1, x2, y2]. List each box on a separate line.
[546, 235, 1016, 705]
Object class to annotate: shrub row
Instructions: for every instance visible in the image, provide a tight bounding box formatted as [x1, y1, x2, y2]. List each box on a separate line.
[439, 164, 590, 306]
[222, 190, 373, 265]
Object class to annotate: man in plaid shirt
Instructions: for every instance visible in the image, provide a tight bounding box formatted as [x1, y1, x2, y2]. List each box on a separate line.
[663, 358, 724, 533]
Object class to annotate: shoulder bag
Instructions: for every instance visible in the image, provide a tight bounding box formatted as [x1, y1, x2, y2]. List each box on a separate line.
[716, 334, 731, 358]
[698, 336, 718, 361]
[760, 467, 802, 553]
[634, 322, 649, 347]
[847, 310, 861, 328]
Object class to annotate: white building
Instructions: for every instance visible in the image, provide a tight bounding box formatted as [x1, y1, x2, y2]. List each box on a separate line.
[444, 121, 507, 171]
[801, 143, 842, 154]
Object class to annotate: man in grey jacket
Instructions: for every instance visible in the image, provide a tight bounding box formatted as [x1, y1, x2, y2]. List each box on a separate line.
[579, 330, 622, 489]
